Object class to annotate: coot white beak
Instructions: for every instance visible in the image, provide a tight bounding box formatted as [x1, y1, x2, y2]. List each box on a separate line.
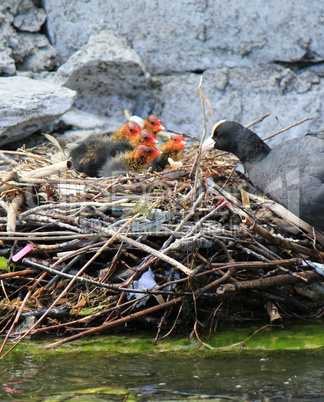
[201, 136, 215, 152]
[201, 119, 227, 152]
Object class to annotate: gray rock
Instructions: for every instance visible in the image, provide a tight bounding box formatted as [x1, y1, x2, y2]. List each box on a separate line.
[0, 76, 77, 146]
[13, 0, 46, 32]
[42, 0, 324, 74]
[0, 1, 59, 75]
[149, 66, 324, 145]
[12, 33, 60, 72]
[0, 1, 20, 14]
[0, 46, 16, 76]
[56, 29, 148, 123]
[43, 107, 111, 135]
[0, 9, 16, 75]
[0, 0, 322, 151]
[60, 108, 110, 130]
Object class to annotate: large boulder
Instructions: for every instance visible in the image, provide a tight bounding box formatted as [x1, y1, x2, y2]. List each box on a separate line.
[43, 1, 323, 74]
[0, 76, 77, 146]
[41, 1, 323, 138]
[55, 30, 149, 124]
[150, 65, 324, 144]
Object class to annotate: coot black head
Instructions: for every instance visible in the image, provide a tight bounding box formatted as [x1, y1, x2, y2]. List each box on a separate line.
[202, 120, 271, 166]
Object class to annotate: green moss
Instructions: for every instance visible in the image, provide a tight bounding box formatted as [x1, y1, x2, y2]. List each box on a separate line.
[2, 321, 323, 358]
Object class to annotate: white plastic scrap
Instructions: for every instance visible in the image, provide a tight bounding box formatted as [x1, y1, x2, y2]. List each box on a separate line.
[127, 268, 158, 307]
[129, 115, 144, 126]
[302, 261, 324, 276]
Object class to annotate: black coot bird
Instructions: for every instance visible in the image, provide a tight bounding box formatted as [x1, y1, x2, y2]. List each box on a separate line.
[202, 120, 324, 232]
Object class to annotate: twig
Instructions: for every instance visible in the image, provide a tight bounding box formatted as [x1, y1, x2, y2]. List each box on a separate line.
[0, 269, 34, 280]
[245, 113, 271, 128]
[44, 297, 183, 349]
[215, 324, 270, 350]
[244, 217, 324, 260]
[19, 200, 131, 219]
[25, 214, 84, 233]
[262, 117, 314, 141]
[216, 270, 321, 294]
[0, 272, 47, 357]
[0, 193, 24, 232]
[0, 233, 98, 241]
[189, 75, 207, 180]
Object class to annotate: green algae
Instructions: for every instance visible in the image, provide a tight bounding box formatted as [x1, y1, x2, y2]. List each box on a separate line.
[2, 321, 323, 357]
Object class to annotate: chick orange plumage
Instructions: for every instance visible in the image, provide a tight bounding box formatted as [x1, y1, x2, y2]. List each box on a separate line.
[101, 145, 161, 177]
[129, 129, 158, 148]
[110, 121, 141, 142]
[150, 134, 186, 171]
[141, 115, 165, 135]
[70, 121, 144, 176]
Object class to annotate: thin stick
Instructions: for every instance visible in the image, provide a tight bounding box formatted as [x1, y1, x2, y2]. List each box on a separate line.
[262, 117, 313, 141]
[0, 272, 46, 356]
[189, 75, 207, 179]
[0, 269, 34, 280]
[19, 199, 131, 219]
[45, 297, 183, 349]
[245, 113, 270, 128]
[215, 324, 270, 350]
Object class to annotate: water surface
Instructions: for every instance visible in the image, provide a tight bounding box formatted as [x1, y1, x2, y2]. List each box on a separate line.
[1, 323, 323, 400]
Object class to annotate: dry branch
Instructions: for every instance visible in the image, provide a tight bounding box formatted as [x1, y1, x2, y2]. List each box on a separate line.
[20, 160, 72, 179]
[216, 270, 321, 294]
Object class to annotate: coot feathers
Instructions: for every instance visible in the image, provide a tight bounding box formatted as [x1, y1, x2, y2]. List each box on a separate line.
[202, 120, 324, 232]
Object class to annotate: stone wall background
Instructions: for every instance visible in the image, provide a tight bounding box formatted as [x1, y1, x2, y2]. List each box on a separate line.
[0, 0, 323, 146]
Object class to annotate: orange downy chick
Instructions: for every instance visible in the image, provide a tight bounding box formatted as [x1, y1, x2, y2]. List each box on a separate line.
[141, 115, 165, 135]
[111, 121, 141, 142]
[150, 134, 186, 171]
[101, 145, 161, 177]
[160, 134, 186, 160]
[129, 129, 158, 148]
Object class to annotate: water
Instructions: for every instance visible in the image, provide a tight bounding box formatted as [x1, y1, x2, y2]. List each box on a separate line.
[1, 327, 323, 401]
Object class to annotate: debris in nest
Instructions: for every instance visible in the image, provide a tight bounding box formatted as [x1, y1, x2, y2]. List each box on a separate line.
[0, 115, 323, 356]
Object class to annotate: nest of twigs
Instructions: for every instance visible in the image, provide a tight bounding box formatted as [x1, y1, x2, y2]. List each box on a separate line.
[0, 131, 323, 353]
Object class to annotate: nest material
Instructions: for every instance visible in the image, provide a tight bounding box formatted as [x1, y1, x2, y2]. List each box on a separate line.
[0, 140, 323, 350]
